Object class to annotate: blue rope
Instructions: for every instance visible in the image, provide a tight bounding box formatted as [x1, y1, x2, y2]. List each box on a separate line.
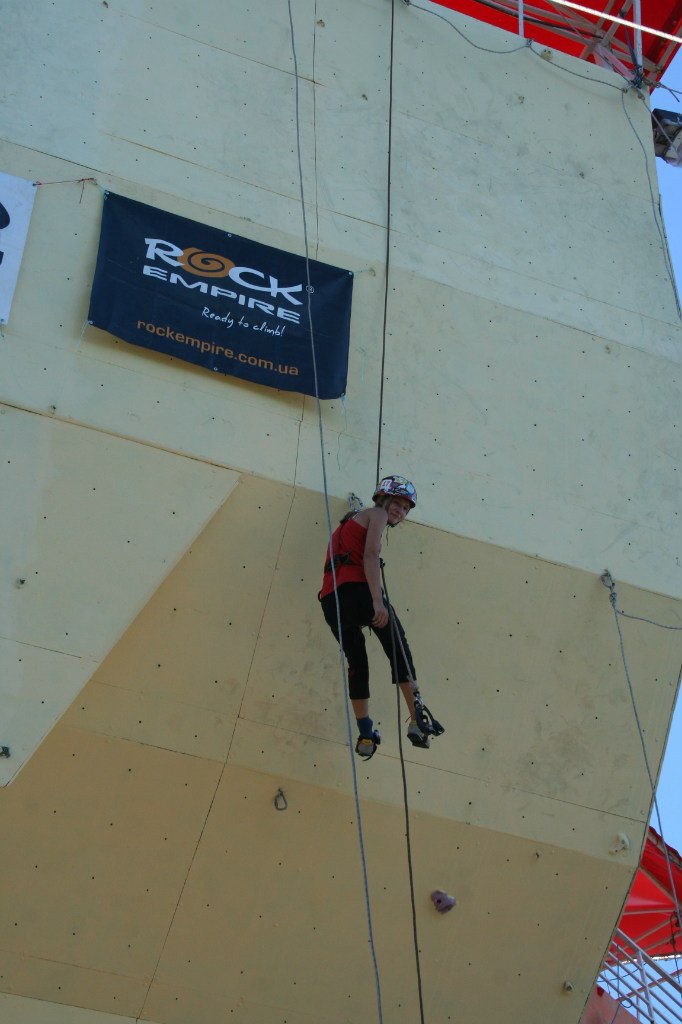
[286, 4, 384, 1019]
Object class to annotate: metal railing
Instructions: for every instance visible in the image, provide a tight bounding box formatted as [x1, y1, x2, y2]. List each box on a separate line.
[598, 929, 682, 1024]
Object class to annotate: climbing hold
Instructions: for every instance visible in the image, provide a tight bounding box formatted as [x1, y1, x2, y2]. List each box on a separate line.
[609, 833, 630, 855]
[273, 788, 288, 811]
[0, 746, 10, 758]
[430, 889, 456, 914]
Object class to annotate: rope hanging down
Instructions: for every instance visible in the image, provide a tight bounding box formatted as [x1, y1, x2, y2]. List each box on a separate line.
[376, 0, 397, 485]
[375, 5, 433, 1021]
[600, 570, 682, 939]
[286, 5, 384, 1022]
[381, 562, 427, 1024]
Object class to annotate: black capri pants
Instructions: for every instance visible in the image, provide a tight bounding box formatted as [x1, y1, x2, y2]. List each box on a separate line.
[320, 582, 416, 700]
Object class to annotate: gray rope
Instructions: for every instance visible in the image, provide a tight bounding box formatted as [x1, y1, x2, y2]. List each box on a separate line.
[600, 571, 682, 938]
[409, 0, 529, 54]
[620, 91, 682, 317]
[381, 563, 426, 1024]
[286, 5, 384, 1020]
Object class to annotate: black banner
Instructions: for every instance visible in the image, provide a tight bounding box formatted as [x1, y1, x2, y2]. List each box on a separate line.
[88, 192, 353, 398]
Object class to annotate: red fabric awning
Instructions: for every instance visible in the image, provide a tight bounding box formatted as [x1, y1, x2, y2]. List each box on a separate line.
[432, 1, 682, 85]
[618, 827, 682, 959]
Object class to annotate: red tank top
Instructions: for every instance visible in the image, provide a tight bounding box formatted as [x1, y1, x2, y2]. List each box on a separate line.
[320, 516, 368, 597]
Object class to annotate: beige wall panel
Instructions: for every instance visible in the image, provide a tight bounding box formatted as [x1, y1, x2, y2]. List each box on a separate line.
[0, 406, 238, 783]
[237, 491, 680, 826]
[0, 477, 676, 1022]
[0, 408, 238, 658]
[62, 476, 294, 757]
[63, 681, 234, 764]
[19, 474, 672, 859]
[397, 12, 636, 192]
[0, 724, 221, 1016]
[0, 992, 144, 1024]
[141, 764, 632, 1024]
[112, 0, 316, 79]
[355, 272, 681, 597]
[0, 953, 147, 1022]
[227, 717, 646, 865]
[389, 5, 680, 348]
[2, 3, 317, 236]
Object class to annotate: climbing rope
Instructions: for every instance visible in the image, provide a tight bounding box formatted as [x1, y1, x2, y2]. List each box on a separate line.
[381, 562, 427, 1024]
[286, 5, 384, 1021]
[376, 0, 397, 485]
[371, 5, 431, 1007]
[600, 570, 682, 938]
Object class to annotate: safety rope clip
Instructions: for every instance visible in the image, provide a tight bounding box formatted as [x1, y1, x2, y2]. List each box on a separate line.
[273, 788, 288, 811]
[600, 569, 618, 607]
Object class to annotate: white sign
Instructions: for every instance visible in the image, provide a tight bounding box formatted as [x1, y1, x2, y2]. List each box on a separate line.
[0, 172, 37, 324]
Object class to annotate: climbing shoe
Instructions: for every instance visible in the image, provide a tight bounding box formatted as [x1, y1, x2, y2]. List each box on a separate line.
[355, 730, 381, 760]
[407, 720, 430, 749]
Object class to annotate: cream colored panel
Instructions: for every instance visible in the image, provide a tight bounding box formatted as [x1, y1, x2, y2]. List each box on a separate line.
[0, 638, 97, 782]
[142, 765, 632, 1024]
[228, 717, 648, 864]
[239, 490, 681, 828]
[362, 273, 681, 597]
[111, 0, 316, 78]
[395, 5, 658, 200]
[62, 477, 294, 758]
[0, 406, 238, 784]
[0, 479, 676, 1023]
[0, 993, 143, 1024]
[2, 3, 317, 234]
[94, 16, 314, 201]
[0, 726, 221, 1018]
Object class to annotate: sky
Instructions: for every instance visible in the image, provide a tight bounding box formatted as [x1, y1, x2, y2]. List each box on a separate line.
[649, 48, 682, 857]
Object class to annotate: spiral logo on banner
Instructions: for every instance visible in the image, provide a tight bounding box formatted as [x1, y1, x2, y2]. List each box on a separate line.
[177, 248, 235, 278]
[88, 192, 353, 398]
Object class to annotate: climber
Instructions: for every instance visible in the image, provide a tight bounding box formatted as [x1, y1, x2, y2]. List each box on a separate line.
[319, 475, 433, 760]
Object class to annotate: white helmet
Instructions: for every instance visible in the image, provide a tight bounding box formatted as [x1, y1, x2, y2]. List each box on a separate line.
[372, 475, 417, 508]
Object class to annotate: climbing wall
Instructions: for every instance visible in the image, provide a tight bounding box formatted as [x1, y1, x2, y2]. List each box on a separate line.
[1, 0, 681, 1021]
[1, 475, 680, 1023]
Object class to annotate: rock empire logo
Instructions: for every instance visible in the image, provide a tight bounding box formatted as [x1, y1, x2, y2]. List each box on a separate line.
[142, 238, 305, 324]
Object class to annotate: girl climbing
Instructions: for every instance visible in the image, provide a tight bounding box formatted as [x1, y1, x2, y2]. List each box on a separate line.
[319, 475, 443, 760]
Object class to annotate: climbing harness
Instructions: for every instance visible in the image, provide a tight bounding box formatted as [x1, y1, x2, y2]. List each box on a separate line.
[323, 550, 353, 574]
[322, 515, 361, 575]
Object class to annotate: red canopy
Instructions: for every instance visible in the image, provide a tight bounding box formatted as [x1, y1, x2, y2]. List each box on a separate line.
[433, 1, 682, 85]
[618, 827, 682, 959]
